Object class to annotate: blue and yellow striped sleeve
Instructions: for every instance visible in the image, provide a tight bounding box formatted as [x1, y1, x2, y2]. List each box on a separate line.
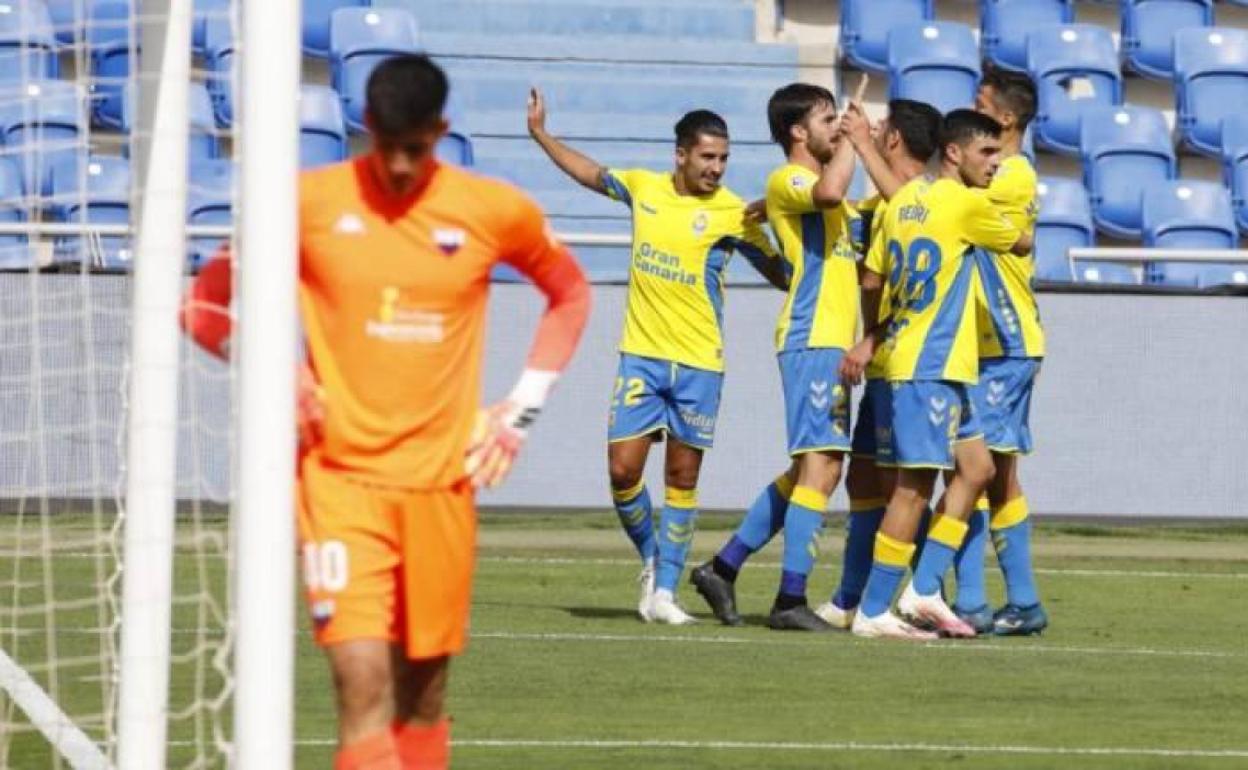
[961, 189, 1022, 254]
[602, 167, 645, 206]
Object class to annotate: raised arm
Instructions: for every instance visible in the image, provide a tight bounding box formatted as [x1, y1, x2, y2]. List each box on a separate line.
[527, 87, 608, 195]
[843, 102, 903, 201]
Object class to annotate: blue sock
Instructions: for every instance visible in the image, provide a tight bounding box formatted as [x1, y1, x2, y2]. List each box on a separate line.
[655, 488, 698, 593]
[832, 502, 884, 610]
[912, 515, 969, 596]
[777, 486, 827, 603]
[860, 533, 914, 617]
[716, 474, 793, 575]
[611, 482, 654, 562]
[993, 497, 1040, 608]
[953, 507, 989, 611]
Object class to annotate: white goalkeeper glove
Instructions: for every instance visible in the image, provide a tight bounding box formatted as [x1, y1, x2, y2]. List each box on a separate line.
[465, 370, 557, 489]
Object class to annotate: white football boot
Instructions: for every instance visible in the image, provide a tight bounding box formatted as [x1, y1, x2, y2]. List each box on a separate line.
[897, 581, 978, 638]
[851, 609, 938, 640]
[813, 601, 855, 630]
[636, 558, 656, 622]
[643, 588, 697, 625]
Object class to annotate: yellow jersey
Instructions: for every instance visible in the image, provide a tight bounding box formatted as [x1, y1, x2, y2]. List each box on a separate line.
[604, 168, 778, 372]
[872, 176, 1021, 384]
[859, 195, 893, 380]
[766, 163, 861, 352]
[976, 154, 1044, 358]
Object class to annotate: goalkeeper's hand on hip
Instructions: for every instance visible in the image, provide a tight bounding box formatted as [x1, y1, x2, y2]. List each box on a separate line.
[465, 370, 557, 489]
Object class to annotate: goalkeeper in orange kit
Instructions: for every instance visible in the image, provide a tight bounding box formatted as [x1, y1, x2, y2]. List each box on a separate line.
[181, 55, 590, 770]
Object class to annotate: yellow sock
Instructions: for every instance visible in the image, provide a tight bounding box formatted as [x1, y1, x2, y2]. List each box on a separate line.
[773, 472, 797, 499]
[665, 487, 698, 509]
[611, 479, 646, 504]
[927, 514, 970, 550]
[990, 496, 1030, 531]
[790, 485, 828, 512]
[873, 532, 914, 568]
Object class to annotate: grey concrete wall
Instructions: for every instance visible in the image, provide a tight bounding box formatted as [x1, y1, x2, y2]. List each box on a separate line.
[2, 276, 1245, 518]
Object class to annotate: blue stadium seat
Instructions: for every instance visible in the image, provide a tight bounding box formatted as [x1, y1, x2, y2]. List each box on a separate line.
[981, 0, 1073, 72]
[330, 7, 420, 132]
[840, 0, 933, 72]
[48, 155, 132, 270]
[886, 22, 980, 113]
[1121, 0, 1213, 79]
[87, 1, 135, 129]
[1142, 181, 1244, 288]
[1080, 105, 1176, 239]
[45, 0, 80, 44]
[1174, 27, 1248, 156]
[192, 0, 229, 55]
[300, 84, 347, 169]
[1221, 114, 1248, 233]
[1027, 24, 1123, 155]
[0, 80, 85, 197]
[203, 16, 234, 127]
[436, 99, 473, 167]
[0, 0, 58, 84]
[0, 155, 30, 269]
[1035, 177, 1089, 282]
[119, 81, 219, 161]
[305, 0, 369, 58]
[187, 157, 231, 270]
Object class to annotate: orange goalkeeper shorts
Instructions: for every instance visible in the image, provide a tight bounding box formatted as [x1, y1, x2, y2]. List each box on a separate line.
[295, 457, 477, 660]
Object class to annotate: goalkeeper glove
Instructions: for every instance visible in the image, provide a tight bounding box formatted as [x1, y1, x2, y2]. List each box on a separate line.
[465, 370, 556, 489]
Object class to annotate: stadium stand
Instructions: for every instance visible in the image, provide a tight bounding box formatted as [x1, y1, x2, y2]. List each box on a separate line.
[1222, 114, 1248, 233]
[120, 82, 219, 161]
[886, 21, 980, 113]
[1080, 104, 1177, 239]
[981, 0, 1074, 73]
[841, 0, 933, 72]
[0, 0, 58, 84]
[1142, 180, 1244, 287]
[1121, 0, 1214, 79]
[1174, 26, 1248, 156]
[1, 0, 1246, 282]
[48, 155, 131, 270]
[329, 6, 421, 131]
[1028, 23, 1123, 155]
[299, 84, 349, 169]
[0, 79, 84, 197]
[187, 157, 232, 270]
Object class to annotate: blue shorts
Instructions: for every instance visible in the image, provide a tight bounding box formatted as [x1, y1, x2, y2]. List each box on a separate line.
[970, 357, 1040, 455]
[778, 348, 852, 456]
[607, 353, 723, 450]
[850, 378, 892, 459]
[879, 380, 982, 470]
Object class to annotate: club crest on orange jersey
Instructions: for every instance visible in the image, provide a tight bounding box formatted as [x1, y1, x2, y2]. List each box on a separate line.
[433, 227, 466, 256]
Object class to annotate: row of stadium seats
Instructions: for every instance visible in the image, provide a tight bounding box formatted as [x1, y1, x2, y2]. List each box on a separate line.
[847, 0, 1245, 80]
[853, 18, 1248, 159]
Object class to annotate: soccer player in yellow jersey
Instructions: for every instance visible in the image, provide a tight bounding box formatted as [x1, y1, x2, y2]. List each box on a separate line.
[692, 83, 860, 631]
[841, 110, 1033, 640]
[528, 89, 785, 624]
[813, 99, 944, 628]
[949, 67, 1049, 635]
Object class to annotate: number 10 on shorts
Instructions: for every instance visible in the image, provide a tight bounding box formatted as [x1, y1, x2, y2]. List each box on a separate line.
[302, 540, 349, 592]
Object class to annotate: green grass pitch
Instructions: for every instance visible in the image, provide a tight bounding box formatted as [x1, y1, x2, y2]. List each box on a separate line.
[4, 511, 1248, 769]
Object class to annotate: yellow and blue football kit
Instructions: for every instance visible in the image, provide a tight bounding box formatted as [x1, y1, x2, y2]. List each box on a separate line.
[850, 195, 894, 461]
[602, 167, 778, 449]
[766, 163, 860, 455]
[872, 176, 1021, 469]
[972, 154, 1043, 455]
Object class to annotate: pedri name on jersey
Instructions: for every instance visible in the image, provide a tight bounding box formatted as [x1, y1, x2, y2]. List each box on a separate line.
[897, 203, 929, 225]
[633, 241, 699, 286]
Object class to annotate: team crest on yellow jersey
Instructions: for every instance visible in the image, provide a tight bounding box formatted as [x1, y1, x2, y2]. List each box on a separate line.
[692, 211, 708, 234]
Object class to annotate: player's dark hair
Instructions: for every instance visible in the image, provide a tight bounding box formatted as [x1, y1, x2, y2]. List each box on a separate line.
[886, 99, 942, 162]
[940, 109, 1003, 152]
[980, 64, 1038, 131]
[767, 83, 837, 153]
[674, 109, 729, 149]
[365, 54, 449, 135]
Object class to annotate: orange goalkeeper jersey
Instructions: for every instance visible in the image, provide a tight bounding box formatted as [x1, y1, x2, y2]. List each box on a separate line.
[297, 158, 585, 489]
